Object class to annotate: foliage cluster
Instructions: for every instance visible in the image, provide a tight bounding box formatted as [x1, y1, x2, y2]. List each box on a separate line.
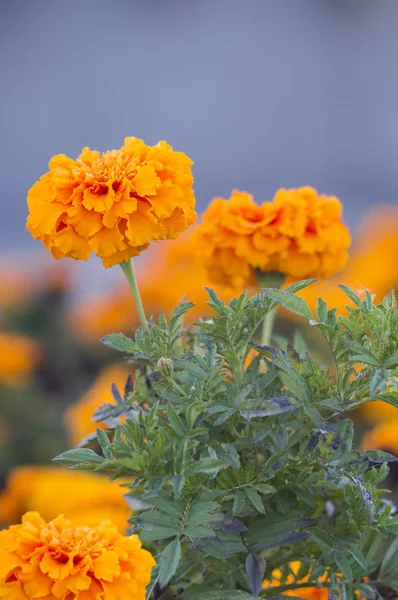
[57, 282, 398, 600]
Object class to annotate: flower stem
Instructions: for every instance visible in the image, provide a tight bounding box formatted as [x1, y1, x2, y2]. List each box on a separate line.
[254, 269, 286, 348]
[120, 258, 149, 332]
[261, 306, 277, 347]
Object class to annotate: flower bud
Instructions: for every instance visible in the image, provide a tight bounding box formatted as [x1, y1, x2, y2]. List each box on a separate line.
[157, 357, 174, 377]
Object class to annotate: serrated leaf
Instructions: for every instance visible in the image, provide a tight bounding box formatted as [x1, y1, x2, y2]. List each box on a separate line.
[284, 279, 317, 294]
[159, 537, 181, 588]
[335, 553, 353, 582]
[178, 360, 208, 379]
[338, 285, 363, 308]
[149, 497, 185, 518]
[233, 490, 246, 516]
[166, 404, 186, 437]
[100, 332, 135, 353]
[362, 450, 397, 463]
[245, 488, 266, 514]
[53, 448, 103, 465]
[246, 553, 265, 597]
[96, 428, 113, 460]
[263, 288, 313, 320]
[190, 458, 229, 474]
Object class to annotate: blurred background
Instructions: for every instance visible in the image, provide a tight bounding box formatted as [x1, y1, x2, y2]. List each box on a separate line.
[0, 0, 397, 529]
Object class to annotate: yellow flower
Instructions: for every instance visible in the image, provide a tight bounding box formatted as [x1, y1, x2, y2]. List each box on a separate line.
[70, 232, 238, 341]
[0, 466, 131, 533]
[0, 332, 39, 386]
[361, 418, 398, 455]
[64, 364, 132, 445]
[27, 137, 196, 268]
[193, 187, 350, 288]
[0, 511, 155, 600]
[263, 561, 328, 599]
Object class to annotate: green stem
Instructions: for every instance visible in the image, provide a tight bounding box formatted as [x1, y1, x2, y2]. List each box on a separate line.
[261, 306, 277, 347]
[120, 258, 149, 332]
[254, 270, 286, 347]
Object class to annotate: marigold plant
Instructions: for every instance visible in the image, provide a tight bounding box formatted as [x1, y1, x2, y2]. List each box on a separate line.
[0, 511, 155, 600]
[0, 466, 130, 532]
[26, 137, 196, 268]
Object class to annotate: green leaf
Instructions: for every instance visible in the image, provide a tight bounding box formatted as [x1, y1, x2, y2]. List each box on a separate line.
[338, 284, 363, 308]
[380, 538, 398, 580]
[245, 488, 266, 514]
[159, 537, 181, 588]
[317, 297, 328, 323]
[233, 490, 246, 516]
[348, 548, 368, 572]
[246, 553, 266, 597]
[251, 484, 277, 495]
[246, 513, 315, 551]
[334, 553, 353, 582]
[53, 448, 103, 465]
[263, 288, 313, 320]
[362, 450, 397, 463]
[149, 497, 185, 518]
[166, 404, 186, 437]
[354, 583, 376, 599]
[384, 352, 398, 369]
[284, 278, 317, 294]
[178, 360, 208, 379]
[190, 458, 229, 474]
[96, 428, 113, 460]
[140, 528, 180, 542]
[100, 332, 135, 353]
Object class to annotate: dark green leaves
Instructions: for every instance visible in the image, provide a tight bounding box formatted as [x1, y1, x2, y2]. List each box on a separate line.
[246, 553, 266, 596]
[159, 537, 181, 588]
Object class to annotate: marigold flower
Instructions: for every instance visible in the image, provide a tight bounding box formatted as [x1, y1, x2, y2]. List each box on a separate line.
[262, 561, 328, 599]
[193, 187, 350, 288]
[0, 332, 39, 386]
[64, 364, 132, 445]
[27, 137, 196, 268]
[0, 467, 130, 533]
[0, 511, 155, 600]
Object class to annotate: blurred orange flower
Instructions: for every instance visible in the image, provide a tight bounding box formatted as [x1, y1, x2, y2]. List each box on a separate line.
[0, 332, 39, 386]
[361, 417, 398, 455]
[64, 364, 132, 445]
[262, 561, 328, 599]
[0, 466, 131, 533]
[70, 232, 237, 341]
[0, 512, 155, 600]
[299, 206, 398, 315]
[0, 260, 70, 311]
[27, 137, 196, 268]
[193, 187, 350, 288]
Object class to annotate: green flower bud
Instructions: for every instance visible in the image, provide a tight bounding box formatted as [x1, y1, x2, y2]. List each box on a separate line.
[157, 357, 174, 377]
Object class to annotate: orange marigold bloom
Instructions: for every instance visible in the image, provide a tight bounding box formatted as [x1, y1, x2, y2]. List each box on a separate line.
[27, 137, 196, 268]
[193, 187, 350, 288]
[64, 364, 132, 445]
[0, 332, 39, 386]
[0, 511, 155, 600]
[262, 561, 328, 599]
[0, 467, 130, 533]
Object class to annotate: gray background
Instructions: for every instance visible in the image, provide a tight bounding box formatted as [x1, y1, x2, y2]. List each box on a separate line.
[1, 0, 397, 268]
